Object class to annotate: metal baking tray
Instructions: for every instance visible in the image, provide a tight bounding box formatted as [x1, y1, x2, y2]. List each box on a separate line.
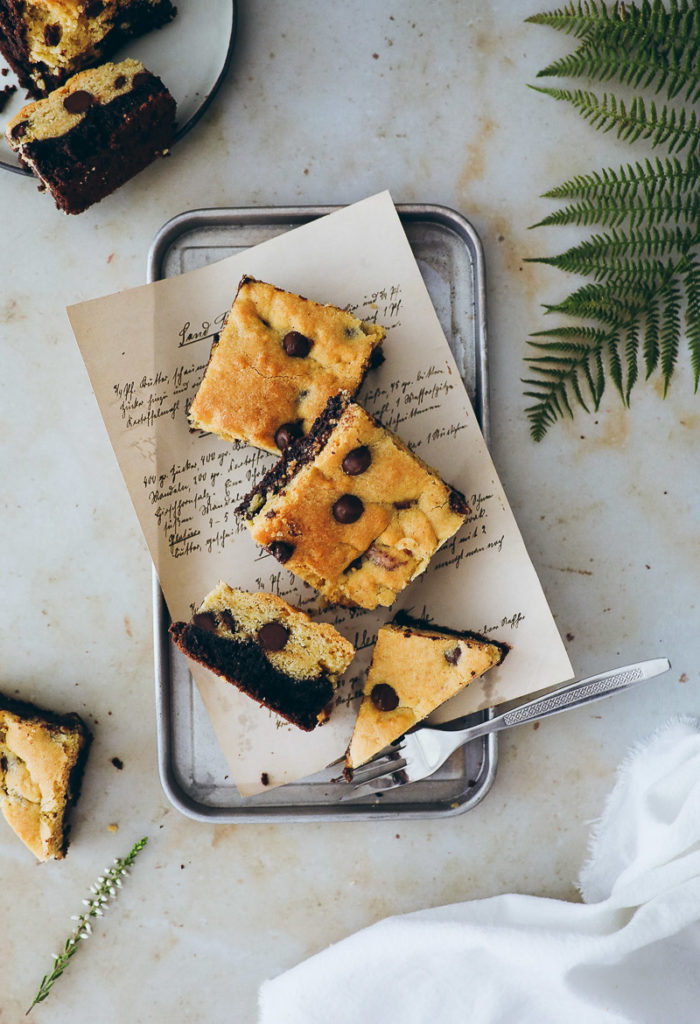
[148, 203, 495, 821]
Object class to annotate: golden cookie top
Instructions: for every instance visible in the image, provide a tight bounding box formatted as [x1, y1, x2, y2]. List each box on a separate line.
[189, 277, 385, 454]
[346, 619, 508, 769]
[238, 393, 470, 609]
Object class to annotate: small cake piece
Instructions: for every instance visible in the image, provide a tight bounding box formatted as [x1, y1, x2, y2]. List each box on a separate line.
[169, 583, 356, 731]
[0, 0, 176, 97]
[5, 58, 176, 214]
[188, 276, 386, 454]
[0, 693, 92, 861]
[236, 391, 471, 610]
[346, 615, 509, 770]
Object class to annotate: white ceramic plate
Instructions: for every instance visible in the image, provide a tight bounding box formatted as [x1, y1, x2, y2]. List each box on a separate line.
[0, 0, 237, 175]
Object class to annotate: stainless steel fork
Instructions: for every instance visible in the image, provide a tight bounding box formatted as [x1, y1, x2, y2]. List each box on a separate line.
[342, 657, 671, 800]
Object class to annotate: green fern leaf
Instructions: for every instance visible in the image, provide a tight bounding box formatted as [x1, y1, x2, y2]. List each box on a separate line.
[525, 2, 700, 437]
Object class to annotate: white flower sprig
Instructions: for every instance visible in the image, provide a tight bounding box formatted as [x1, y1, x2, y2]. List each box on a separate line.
[26, 836, 148, 1015]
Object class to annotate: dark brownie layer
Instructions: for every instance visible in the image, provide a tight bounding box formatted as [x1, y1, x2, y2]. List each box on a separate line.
[0, 0, 177, 96]
[236, 391, 352, 519]
[16, 71, 175, 213]
[391, 610, 510, 661]
[169, 622, 335, 731]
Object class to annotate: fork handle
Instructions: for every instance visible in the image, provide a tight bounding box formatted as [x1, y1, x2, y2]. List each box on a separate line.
[434, 657, 671, 747]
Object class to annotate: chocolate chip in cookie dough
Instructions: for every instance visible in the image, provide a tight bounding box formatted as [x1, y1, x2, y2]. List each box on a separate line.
[43, 23, 62, 46]
[219, 609, 237, 633]
[268, 541, 295, 564]
[332, 494, 364, 524]
[10, 119, 28, 139]
[192, 611, 218, 632]
[63, 90, 94, 114]
[371, 683, 399, 712]
[258, 621, 290, 652]
[282, 331, 313, 358]
[342, 446, 371, 476]
[275, 421, 303, 451]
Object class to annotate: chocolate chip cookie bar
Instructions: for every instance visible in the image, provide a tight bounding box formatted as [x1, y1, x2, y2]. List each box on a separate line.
[346, 614, 509, 770]
[0, 0, 176, 97]
[236, 391, 471, 610]
[188, 276, 386, 454]
[0, 693, 92, 861]
[5, 58, 176, 213]
[169, 583, 356, 731]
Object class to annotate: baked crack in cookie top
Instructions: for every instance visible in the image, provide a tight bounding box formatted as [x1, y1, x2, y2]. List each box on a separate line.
[0, 0, 176, 96]
[346, 614, 509, 770]
[169, 583, 356, 731]
[189, 276, 386, 454]
[236, 392, 471, 610]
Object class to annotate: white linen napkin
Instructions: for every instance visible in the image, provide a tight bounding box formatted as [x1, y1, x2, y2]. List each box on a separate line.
[258, 718, 700, 1024]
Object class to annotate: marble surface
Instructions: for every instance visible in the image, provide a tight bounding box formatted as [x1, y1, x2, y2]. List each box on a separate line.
[1, 2, 698, 1020]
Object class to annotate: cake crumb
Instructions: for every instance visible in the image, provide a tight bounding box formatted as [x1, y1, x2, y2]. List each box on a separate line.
[260, 772, 270, 786]
[107, 823, 119, 832]
[111, 756, 124, 770]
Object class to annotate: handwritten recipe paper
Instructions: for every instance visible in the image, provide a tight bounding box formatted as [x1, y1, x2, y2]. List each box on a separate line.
[68, 192, 573, 795]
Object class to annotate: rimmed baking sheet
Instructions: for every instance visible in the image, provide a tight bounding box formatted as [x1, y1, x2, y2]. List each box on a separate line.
[149, 203, 496, 821]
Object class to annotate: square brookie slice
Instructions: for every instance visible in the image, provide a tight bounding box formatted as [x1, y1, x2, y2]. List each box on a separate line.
[5, 57, 176, 214]
[0, 0, 176, 97]
[188, 276, 386, 455]
[346, 614, 509, 770]
[169, 583, 356, 732]
[0, 693, 92, 861]
[236, 391, 471, 610]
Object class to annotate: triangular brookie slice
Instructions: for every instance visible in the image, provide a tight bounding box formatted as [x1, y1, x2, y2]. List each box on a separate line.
[346, 615, 509, 770]
[0, 694, 92, 861]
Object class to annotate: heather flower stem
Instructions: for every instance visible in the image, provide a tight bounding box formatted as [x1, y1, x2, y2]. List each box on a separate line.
[26, 836, 148, 1015]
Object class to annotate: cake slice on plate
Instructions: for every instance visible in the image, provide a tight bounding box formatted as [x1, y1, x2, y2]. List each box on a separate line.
[5, 57, 176, 213]
[0, 0, 176, 96]
[345, 614, 508, 770]
[169, 583, 356, 731]
[0, 693, 92, 861]
[189, 276, 386, 455]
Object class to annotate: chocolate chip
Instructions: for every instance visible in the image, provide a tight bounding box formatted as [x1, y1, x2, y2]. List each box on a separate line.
[192, 611, 217, 632]
[445, 646, 462, 665]
[132, 71, 152, 90]
[43, 23, 62, 46]
[274, 421, 303, 451]
[371, 683, 399, 712]
[332, 494, 364, 524]
[114, 75, 127, 89]
[10, 119, 28, 140]
[282, 331, 312, 357]
[63, 90, 94, 114]
[260, 772, 270, 786]
[342, 446, 371, 476]
[268, 541, 294, 563]
[449, 489, 470, 516]
[394, 499, 415, 510]
[219, 609, 236, 633]
[258, 621, 290, 652]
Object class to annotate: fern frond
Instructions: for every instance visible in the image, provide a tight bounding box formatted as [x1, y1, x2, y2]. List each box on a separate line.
[525, 2, 618, 40]
[542, 154, 699, 201]
[683, 253, 700, 390]
[530, 86, 700, 155]
[536, 36, 700, 103]
[530, 225, 700, 275]
[643, 292, 660, 378]
[659, 279, 682, 393]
